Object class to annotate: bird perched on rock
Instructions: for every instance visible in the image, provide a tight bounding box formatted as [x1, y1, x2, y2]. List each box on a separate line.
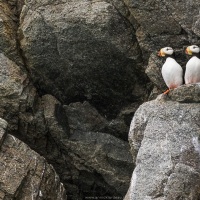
[185, 45, 200, 84]
[158, 47, 183, 94]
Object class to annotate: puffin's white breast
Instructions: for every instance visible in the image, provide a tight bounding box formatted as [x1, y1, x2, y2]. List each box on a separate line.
[185, 56, 200, 84]
[161, 57, 183, 89]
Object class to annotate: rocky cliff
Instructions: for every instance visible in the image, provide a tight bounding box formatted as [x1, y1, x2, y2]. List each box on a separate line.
[125, 85, 200, 199]
[0, 118, 66, 199]
[1, 0, 200, 199]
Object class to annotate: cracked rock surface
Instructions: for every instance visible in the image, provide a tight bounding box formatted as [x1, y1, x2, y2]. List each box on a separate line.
[125, 87, 200, 199]
[0, 118, 66, 200]
[168, 84, 200, 103]
[19, 0, 148, 118]
[0, 1, 136, 199]
[1, 0, 200, 199]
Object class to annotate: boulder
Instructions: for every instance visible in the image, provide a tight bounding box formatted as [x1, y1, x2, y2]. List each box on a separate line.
[0, 52, 28, 132]
[66, 130, 134, 198]
[0, 118, 66, 200]
[64, 101, 139, 140]
[125, 84, 200, 199]
[17, 94, 134, 199]
[19, 0, 149, 118]
[3, 0, 200, 199]
[0, 31, 134, 199]
[168, 83, 200, 103]
[64, 101, 107, 133]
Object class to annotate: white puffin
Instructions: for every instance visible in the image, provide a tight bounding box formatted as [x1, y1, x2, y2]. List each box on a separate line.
[158, 47, 183, 94]
[185, 45, 200, 84]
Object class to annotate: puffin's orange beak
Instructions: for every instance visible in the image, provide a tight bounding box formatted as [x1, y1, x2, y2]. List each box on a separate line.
[158, 51, 162, 56]
[185, 47, 192, 55]
[158, 49, 165, 57]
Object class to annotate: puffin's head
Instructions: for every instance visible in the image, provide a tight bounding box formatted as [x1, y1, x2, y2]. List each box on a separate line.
[158, 47, 174, 57]
[185, 45, 200, 55]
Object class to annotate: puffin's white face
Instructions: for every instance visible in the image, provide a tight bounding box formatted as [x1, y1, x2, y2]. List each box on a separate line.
[158, 47, 174, 57]
[185, 45, 200, 55]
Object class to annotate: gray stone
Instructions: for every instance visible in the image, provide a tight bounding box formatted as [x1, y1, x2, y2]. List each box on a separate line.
[163, 1, 200, 35]
[64, 101, 107, 133]
[145, 53, 167, 91]
[3, 0, 200, 199]
[17, 93, 134, 199]
[168, 83, 200, 103]
[0, 118, 67, 200]
[0, 53, 26, 98]
[125, 93, 200, 199]
[19, 0, 148, 118]
[124, 0, 181, 36]
[0, 46, 133, 198]
[64, 101, 138, 140]
[0, 52, 29, 133]
[0, 1, 22, 64]
[67, 130, 134, 196]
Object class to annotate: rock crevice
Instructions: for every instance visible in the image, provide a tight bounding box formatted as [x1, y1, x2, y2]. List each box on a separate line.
[1, 0, 200, 199]
[0, 118, 67, 200]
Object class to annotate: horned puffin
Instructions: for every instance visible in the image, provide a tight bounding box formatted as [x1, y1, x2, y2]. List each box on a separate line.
[185, 45, 200, 84]
[158, 47, 183, 94]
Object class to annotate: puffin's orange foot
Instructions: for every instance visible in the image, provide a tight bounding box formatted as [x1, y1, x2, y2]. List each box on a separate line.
[163, 89, 170, 95]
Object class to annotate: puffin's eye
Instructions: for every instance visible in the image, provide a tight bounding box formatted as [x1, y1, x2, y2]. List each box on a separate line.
[166, 48, 172, 51]
[193, 46, 198, 49]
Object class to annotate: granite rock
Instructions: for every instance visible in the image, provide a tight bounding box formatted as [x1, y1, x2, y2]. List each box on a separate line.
[2, 0, 200, 199]
[0, 118, 67, 200]
[125, 86, 200, 199]
[19, 0, 149, 118]
[168, 83, 200, 103]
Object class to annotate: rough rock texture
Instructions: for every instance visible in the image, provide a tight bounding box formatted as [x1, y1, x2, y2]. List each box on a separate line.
[65, 130, 133, 198]
[125, 85, 200, 200]
[19, 0, 149, 118]
[145, 53, 167, 92]
[0, 1, 135, 199]
[169, 83, 200, 103]
[19, 94, 134, 199]
[2, 0, 200, 199]
[64, 101, 139, 140]
[0, 1, 19, 61]
[0, 118, 66, 200]
[0, 42, 134, 199]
